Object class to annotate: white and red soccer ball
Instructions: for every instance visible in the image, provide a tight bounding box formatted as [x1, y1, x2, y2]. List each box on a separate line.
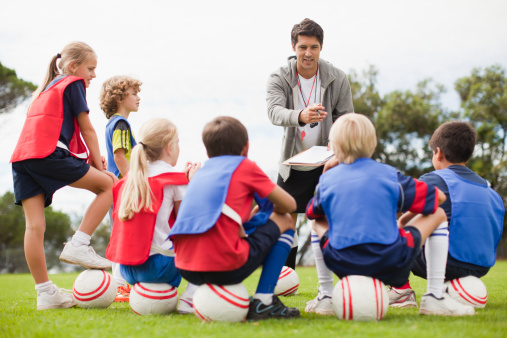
[445, 276, 488, 308]
[129, 282, 179, 315]
[332, 275, 388, 321]
[275, 266, 300, 296]
[193, 283, 250, 322]
[72, 269, 117, 308]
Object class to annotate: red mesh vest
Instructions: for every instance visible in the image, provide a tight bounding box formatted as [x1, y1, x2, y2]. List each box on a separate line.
[106, 172, 188, 265]
[10, 76, 89, 163]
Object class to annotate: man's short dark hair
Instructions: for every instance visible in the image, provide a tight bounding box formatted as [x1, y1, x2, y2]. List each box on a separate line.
[429, 121, 477, 163]
[291, 18, 324, 46]
[202, 116, 248, 157]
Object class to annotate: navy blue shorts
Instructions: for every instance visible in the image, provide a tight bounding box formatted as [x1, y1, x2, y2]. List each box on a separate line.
[277, 166, 323, 213]
[12, 148, 90, 207]
[321, 226, 422, 287]
[120, 254, 182, 287]
[411, 248, 490, 281]
[178, 220, 281, 285]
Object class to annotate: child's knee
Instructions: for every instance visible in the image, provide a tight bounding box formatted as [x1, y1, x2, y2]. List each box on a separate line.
[272, 212, 295, 233]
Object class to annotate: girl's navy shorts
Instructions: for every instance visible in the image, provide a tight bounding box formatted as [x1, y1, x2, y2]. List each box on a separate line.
[321, 226, 422, 287]
[12, 148, 90, 207]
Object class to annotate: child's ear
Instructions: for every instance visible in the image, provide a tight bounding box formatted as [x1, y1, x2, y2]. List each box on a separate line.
[435, 147, 445, 161]
[68, 61, 76, 74]
[240, 141, 249, 157]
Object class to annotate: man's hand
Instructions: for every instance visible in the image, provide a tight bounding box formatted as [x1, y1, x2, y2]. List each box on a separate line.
[298, 103, 327, 125]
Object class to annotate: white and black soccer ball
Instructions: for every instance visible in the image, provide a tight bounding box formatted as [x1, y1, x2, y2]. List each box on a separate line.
[445, 276, 487, 308]
[129, 283, 178, 315]
[193, 283, 250, 322]
[73, 269, 117, 308]
[275, 266, 300, 296]
[332, 275, 388, 321]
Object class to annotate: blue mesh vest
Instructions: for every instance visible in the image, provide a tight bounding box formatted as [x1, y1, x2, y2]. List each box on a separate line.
[169, 156, 246, 238]
[434, 168, 504, 267]
[105, 115, 136, 177]
[320, 158, 400, 250]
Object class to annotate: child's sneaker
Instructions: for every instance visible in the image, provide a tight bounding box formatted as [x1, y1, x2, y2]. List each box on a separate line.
[37, 284, 77, 310]
[246, 295, 300, 320]
[59, 242, 112, 270]
[388, 287, 418, 308]
[305, 288, 334, 315]
[177, 296, 194, 314]
[419, 293, 475, 316]
[114, 285, 131, 302]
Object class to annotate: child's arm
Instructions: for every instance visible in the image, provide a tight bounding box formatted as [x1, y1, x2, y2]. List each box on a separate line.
[398, 186, 446, 227]
[182, 162, 201, 181]
[323, 155, 340, 173]
[266, 186, 296, 214]
[77, 112, 116, 181]
[113, 149, 130, 177]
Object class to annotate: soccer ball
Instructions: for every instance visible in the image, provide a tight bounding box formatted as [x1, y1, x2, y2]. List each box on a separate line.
[193, 283, 250, 322]
[274, 266, 300, 296]
[73, 269, 117, 308]
[129, 283, 178, 315]
[332, 275, 388, 321]
[445, 276, 487, 308]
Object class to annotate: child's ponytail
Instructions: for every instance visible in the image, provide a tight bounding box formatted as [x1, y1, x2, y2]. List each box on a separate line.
[118, 143, 152, 220]
[118, 118, 178, 220]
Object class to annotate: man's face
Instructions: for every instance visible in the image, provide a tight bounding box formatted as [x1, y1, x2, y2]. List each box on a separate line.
[292, 35, 322, 75]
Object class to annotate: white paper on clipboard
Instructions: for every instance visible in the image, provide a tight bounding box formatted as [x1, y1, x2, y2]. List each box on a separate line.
[283, 146, 334, 166]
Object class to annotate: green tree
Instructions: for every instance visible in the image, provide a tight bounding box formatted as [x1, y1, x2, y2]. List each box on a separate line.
[350, 68, 450, 177]
[0, 61, 37, 113]
[455, 64, 507, 257]
[0, 192, 73, 273]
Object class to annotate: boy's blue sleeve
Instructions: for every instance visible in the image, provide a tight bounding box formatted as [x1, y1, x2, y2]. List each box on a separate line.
[306, 184, 325, 219]
[397, 172, 438, 215]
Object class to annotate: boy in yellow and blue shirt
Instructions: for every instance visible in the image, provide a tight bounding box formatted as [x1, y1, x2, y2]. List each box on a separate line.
[100, 75, 141, 301]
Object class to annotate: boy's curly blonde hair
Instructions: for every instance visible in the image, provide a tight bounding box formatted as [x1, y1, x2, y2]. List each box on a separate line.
[100, 75, 142, 119]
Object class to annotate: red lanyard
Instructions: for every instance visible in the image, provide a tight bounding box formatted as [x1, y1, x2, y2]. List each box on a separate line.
[296, 63, 319, 108]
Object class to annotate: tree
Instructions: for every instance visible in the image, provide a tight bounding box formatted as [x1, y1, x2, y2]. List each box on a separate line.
[0, 61, 37, 114]
[350, 68, 450, 178]
[455, 64, 507, 257]
[0, 192, 73, 273]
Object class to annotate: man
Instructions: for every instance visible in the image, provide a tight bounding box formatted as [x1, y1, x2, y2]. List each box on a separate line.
[266, 18, 354, 315]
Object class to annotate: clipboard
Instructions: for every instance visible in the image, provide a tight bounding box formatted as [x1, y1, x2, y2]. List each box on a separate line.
[282, 146, 334, 166]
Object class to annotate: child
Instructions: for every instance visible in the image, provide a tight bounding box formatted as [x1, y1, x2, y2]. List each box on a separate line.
[390, 122, 504, 308]
[100, 75, 141, 302]
[10, 41, 117, 310]
[306, 113, 475, 316]
[106, 118, 200, 313]
[169, 116, 300, 320]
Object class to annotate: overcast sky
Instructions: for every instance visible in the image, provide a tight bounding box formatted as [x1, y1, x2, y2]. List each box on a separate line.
[1, 0, 506, 216]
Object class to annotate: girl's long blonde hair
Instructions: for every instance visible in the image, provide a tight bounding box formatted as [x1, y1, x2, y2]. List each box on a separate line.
[31, 41, 96, 104]
[118, 118, 178, 221]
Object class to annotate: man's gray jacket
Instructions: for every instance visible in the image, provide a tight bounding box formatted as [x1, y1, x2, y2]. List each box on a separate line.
[267, 56, 354, 181]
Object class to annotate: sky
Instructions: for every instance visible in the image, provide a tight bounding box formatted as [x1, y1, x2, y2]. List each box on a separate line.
[1, 0, 506, 216]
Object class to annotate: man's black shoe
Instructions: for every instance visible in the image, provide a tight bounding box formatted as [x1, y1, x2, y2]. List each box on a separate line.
[246, 295, 300, 320]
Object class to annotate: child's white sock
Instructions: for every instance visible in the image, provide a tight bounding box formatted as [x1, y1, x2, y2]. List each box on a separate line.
[70, 230, 91, 247]
[254, 293, 274, 306]
[112, 263, 127, 287]
[425, 221, 449, 298]
[311, 230, 334, 297]
[35, 281, 54, 294]
[182, 283, 198, 299]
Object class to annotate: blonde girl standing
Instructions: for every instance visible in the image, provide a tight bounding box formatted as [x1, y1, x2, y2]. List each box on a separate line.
[10, 42, 117, 310]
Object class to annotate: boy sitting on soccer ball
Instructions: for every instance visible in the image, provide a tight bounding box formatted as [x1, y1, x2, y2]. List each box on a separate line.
[390, 122, 504, 309]
[169, 116, 300, 320]
[306, 113, 475, 316]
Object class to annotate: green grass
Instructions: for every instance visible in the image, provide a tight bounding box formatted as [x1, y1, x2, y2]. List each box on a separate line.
[1, 262, 506, 337]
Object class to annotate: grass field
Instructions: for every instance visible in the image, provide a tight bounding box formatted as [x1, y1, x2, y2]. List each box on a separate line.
[1, 262, 506, 338]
